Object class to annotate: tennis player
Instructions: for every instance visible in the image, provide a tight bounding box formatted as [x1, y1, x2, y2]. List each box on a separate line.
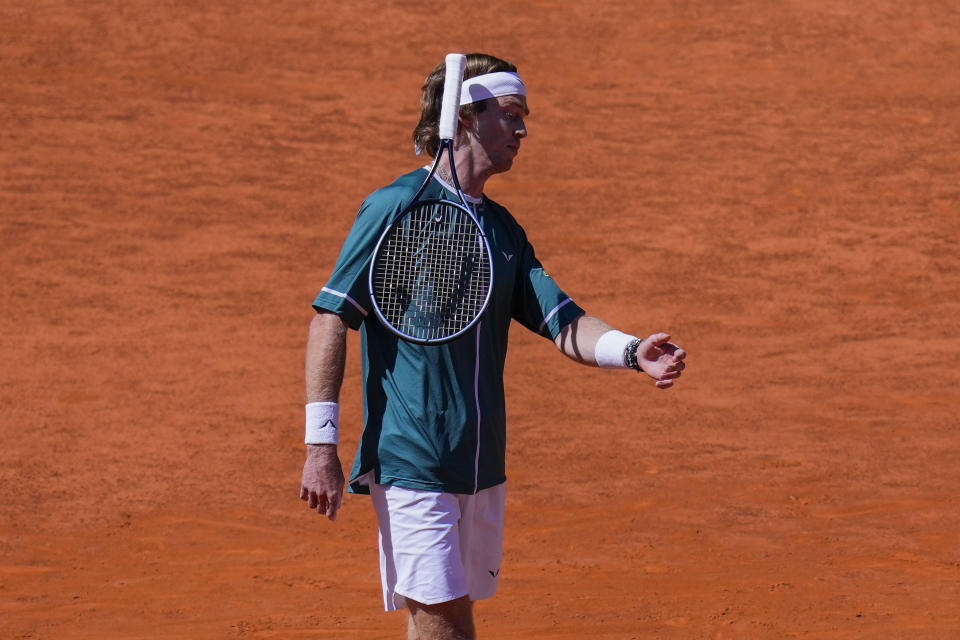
[300, 53, 687, 640]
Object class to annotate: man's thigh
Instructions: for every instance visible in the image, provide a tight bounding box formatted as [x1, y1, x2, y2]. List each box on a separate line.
[371, 484, 469, 610]
[370, 482, 505, 612]
[407, 596, 474, 640]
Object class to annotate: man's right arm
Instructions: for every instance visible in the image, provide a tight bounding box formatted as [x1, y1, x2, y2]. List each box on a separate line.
[299, 311, 348, 521]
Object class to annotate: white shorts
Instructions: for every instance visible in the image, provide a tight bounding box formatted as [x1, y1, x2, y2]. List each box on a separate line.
[368, 480, 506, 612]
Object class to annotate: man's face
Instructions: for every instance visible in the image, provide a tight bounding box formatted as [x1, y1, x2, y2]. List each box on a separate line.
[460, 95, 529, 175]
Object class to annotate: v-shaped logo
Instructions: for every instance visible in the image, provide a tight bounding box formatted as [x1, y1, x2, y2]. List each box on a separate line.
[502, 251, 513, 262]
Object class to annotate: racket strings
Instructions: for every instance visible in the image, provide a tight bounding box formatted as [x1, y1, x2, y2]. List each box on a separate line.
[373, 201, 491, 342]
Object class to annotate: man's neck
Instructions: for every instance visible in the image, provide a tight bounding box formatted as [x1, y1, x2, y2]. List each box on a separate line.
[439, 151, 492, 199]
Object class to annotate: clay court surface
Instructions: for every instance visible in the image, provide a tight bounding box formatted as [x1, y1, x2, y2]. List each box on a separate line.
[3, 1, 960, 638]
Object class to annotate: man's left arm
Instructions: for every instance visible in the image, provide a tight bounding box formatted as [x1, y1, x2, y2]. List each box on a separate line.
[554, 315, 687, 389]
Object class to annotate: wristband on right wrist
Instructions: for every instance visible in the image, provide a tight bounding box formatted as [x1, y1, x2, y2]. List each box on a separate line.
[305, 401, 339, 445]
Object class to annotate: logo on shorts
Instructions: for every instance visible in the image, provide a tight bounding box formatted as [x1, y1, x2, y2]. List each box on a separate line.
[488, 568, 500, 578]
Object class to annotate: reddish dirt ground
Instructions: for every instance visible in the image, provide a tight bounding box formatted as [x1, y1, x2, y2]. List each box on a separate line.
[3, 1, 960, 638]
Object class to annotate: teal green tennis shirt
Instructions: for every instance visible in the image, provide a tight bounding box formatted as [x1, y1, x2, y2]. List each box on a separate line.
[313, 168, 584, 495]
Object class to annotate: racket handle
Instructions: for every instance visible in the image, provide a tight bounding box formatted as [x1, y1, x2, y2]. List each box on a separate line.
[439, 53, 467, 141]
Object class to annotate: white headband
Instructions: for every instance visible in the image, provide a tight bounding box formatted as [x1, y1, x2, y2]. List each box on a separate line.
[459, 71, 526, 105]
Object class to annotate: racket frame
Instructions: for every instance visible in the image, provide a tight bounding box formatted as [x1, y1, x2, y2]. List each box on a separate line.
[367, 54, 494, 345]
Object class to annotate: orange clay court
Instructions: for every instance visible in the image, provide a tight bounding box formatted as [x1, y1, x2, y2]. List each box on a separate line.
[2, 1, 959, 638]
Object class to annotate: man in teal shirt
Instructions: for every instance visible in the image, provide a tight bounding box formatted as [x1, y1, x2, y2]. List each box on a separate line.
[300, 53, 687, 640]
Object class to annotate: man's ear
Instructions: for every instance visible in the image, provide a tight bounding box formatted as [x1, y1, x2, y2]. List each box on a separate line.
[457, 113, 476, 131]
[453, 115, 475, 148]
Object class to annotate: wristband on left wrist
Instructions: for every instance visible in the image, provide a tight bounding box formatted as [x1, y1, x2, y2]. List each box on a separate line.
[594, 330, 642, 370]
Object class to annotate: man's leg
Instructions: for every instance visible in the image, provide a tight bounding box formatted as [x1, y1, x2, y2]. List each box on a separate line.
[406, 596, 474, 640]
[371, 485, 469, 612]
[368, 482, 501, 638]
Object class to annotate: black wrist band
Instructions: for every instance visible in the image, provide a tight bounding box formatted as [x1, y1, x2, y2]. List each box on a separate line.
[623, 338, 642, 371]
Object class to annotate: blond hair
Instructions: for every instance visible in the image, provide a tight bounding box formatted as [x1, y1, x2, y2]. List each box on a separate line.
[412, 53, 519, 157]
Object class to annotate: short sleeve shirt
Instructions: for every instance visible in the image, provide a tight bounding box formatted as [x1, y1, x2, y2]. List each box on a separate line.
[313, 168, 584, 495]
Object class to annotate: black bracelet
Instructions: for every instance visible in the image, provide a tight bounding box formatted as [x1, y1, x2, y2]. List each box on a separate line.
[623, 338, 642, 371]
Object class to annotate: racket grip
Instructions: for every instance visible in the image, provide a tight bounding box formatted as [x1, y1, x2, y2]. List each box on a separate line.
[438, 53, 467, 141]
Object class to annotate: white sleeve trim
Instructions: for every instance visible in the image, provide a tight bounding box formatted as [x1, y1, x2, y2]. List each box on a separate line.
[538, 297, 575, 334]
[320, 286, 368, 316]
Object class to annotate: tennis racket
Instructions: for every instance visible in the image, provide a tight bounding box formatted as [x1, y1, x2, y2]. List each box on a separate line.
[368, 53, 494, 345]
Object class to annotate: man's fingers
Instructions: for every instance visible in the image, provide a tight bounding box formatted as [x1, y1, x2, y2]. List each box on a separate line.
[636, 333, 686, 389]
[300, 486, 309, 501]
[326, 492, 342, 521]
[664, 344, 686, 360]
[646, 332, 671, 346]
[657, 341, 685, 359]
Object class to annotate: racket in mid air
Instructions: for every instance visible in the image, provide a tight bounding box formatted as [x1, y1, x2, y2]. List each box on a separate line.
[368, 53, 494, 345]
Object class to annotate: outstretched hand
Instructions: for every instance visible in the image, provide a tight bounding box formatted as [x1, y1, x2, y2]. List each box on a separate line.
[638, 333, 687, 389]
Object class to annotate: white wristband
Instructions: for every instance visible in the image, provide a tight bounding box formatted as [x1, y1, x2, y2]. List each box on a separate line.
[305, 402, 339, 445]
[594, 330, 639, 369]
